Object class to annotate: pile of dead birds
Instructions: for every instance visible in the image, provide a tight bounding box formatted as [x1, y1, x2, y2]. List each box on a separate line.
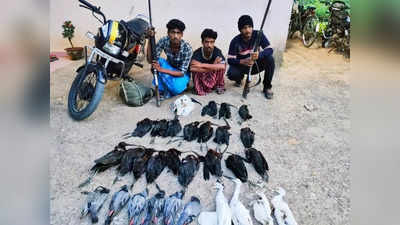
[81, 184, 202, 225]
[77, 101, 272, 224]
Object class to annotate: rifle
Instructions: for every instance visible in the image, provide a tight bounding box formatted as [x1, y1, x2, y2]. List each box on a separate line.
[148, 0, 160, 106]
[242, 0, 273, 98]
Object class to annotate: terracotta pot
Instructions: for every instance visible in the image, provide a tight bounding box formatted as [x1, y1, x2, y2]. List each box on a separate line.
[65, 47, 84, 60]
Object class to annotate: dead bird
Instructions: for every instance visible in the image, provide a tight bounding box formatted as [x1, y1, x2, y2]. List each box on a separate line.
[79, 142, 131, 188]
[219, 102, 236, 119]
[122, 118, 154, 139]
[238, 105, 252, 122]
[131, 148, 156, 188]
[105, 185, 131, 225]
[201, 101, 218, 118]
[166, 121, 200, 146]
[165, 117, 182, 137]
[213, 119, 231, 153]
[225, 154, 248, 183]
[176, 196, 202, 225]
[183, 121, 201, 141]
[143, 184, 166, 225]
[163, 190, 185, 225]
[112, 147, 145, 184]
[198, 121, 215, 151]
[145, 151, 167, 184]
[80, 186, 110, 223]
[178, 155, 200, 188]
[245, 148, 269, 182]
[202, 149, 223, 181]
[240, 127, 255, 148]
[165, 148, 182, 175]
[128, 188, 148, 225]
[150, 119, 169, 144]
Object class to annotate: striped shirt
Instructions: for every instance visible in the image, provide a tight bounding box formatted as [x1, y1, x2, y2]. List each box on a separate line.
[156, 36, 193, 74]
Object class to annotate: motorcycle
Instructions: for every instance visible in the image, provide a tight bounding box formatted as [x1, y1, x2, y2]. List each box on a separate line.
[321, 0, 351, 57]
[67, 0, 149, 120]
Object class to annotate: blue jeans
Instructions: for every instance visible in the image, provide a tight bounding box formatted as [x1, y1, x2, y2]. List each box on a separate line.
[152, 58, 190, 98]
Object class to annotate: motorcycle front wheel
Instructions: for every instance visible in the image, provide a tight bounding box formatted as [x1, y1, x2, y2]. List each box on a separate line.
[302, 16, 318, 47]
[68, 64, 105, 121]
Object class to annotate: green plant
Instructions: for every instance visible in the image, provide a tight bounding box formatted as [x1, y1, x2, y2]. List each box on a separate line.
[62, 21, 75, 48]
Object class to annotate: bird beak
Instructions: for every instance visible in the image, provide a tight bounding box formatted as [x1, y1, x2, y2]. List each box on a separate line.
[223, 175, 234, 180]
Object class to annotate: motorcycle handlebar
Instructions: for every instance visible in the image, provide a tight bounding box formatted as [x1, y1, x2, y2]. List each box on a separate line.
[79, 0, 96, 11]
[78, 0, 107, 24]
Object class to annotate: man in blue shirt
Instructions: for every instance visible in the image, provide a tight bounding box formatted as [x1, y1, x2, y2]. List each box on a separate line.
[146, 19, 193, 99]
[227, 15, 275, 99]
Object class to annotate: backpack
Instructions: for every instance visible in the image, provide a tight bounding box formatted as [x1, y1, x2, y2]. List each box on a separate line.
[119, 79, 153, 107]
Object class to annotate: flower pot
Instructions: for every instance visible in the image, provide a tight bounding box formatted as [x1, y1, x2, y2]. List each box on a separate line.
[65, 47, 84, 60]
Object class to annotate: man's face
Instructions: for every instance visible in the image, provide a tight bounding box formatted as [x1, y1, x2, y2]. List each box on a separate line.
[168, 28, 183, 45]
[202, 37, 215, 53]
[240, 25, 253, 40]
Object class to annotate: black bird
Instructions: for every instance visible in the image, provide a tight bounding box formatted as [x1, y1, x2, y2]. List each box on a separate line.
[122, 118, 154, 138]
[143, 184, 166, 225]
[240, 127, 255, 148]
[165, 148, 182, 175]
[213, 119, 231, 153]
[105, 185, 131, 225]
[198, 121, 214, 151]
[178, 155, 200, 188]
[80, 186, 110, 223]
[166, 117, 182, 137]
[131, 148, 156, 188]
[201, 101, 218, 118]
[118, 148, 144, 175]
[79, 142, 130, 188]
[150, 119, 169, 143]
[218, 103, 236, 119]
[183, 121, 201, 142]
[225, 154, 248, 182]
[245, 148, 270, 182]
[238, 105, 252, 121]
[145, 151, 167, 184]
[202, 149, 223, 180]
[112, 147, 144, 185]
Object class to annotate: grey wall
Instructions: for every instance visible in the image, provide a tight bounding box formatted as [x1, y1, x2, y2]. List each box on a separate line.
[50, 0, 292, 64]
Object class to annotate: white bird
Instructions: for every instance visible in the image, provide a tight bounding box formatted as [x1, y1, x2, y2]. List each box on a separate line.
[271, 187, 298, 225]
[225, 177, 253, 225]
[250, 192, 273, 225]
[215, 180, 232, 225]
[198, 211, 217, 225]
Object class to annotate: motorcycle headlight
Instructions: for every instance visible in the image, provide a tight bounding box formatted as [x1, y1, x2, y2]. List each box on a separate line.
[103, 42, 121, 55]
[346, 16, 350, 23]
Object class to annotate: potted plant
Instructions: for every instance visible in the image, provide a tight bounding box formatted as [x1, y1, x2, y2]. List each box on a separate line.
[62, 21, 83, 60]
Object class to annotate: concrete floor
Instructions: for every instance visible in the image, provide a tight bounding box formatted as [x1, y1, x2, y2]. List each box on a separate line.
[50, 39, 350, 225]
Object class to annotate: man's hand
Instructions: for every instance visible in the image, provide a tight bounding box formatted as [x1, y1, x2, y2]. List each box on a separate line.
[214, 56, 222, 64]
[240, 58, 255, 67]
[151, 60, 161, 72]
[250, 51, 259, 61]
